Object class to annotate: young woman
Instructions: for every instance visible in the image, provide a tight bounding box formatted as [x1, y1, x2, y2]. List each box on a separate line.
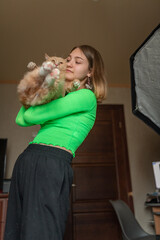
[4, 45, 107, 240]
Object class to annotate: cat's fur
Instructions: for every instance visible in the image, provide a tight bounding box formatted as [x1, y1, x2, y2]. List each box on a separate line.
[17, 54, 80, 108]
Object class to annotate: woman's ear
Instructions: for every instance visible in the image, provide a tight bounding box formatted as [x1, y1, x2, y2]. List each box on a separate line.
[87, 69, 93, 78]
[87, 74, 91, 78]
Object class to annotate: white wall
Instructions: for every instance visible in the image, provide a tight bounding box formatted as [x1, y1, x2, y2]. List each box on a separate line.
[0, 84, 40, 178]
[0, 84, 160, 234]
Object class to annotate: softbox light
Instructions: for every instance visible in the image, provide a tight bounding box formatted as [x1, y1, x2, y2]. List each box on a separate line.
[130, 24, 160, 134]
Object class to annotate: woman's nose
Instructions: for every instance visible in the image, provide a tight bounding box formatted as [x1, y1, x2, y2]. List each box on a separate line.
[67, 60, 73, 67]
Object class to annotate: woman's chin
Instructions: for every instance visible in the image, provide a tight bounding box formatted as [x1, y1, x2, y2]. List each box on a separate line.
[65, 74, 75, 82]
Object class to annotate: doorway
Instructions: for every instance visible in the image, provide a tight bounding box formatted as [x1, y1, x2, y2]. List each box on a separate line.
[64, 104, 133, 240]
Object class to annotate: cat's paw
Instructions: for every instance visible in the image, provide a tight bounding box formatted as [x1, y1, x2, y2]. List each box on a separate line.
[39, 61, 55, 77]
[42, 61, 55, 72]
[27, 62, 37, 70]
[44, 74, 56, 86]
[66, 79, 81, 93]
[73, 79, 80, 89]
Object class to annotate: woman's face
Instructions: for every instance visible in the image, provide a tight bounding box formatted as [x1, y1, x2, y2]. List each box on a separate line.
[66, 48, 91, 82]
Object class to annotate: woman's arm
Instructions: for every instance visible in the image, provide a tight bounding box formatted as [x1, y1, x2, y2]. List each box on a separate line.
[24, 89, 97, 125]
[15, 106, 36, 127]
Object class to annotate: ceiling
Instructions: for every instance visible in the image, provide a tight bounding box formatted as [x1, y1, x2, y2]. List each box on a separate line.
[0, 0, 160, 86]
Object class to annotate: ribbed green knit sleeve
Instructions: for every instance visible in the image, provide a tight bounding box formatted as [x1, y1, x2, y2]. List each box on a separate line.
[15, 106, 35, 127]
[23, 89, 97, 125]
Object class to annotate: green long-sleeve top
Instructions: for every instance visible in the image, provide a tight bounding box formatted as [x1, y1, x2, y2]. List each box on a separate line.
[16, 89, 97, 157]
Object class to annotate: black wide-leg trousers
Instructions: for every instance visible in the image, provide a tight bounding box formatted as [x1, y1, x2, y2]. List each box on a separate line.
[4, 144, 73, 240]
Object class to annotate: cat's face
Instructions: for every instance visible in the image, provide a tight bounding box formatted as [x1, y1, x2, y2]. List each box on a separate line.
[45, 54, 66, 71]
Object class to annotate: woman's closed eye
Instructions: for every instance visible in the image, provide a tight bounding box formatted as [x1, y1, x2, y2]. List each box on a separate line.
[66, 56, 83, 65]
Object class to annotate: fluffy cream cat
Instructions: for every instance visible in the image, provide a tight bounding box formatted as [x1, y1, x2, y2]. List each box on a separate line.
[17, 54, 80, 108]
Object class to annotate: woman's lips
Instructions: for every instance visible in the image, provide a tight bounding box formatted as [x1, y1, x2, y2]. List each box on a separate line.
[66, 69, 73, 73]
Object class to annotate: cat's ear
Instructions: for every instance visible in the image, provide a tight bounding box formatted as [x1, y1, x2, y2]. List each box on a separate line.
[45, 53, 50, 60]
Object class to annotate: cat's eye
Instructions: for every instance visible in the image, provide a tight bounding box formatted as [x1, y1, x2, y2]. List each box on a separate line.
[66, 57, 71, 62]
[57, 62, 63, 66]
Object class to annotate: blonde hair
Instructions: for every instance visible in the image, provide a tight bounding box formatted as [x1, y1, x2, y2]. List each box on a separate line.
[71, 45, 107, 102]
